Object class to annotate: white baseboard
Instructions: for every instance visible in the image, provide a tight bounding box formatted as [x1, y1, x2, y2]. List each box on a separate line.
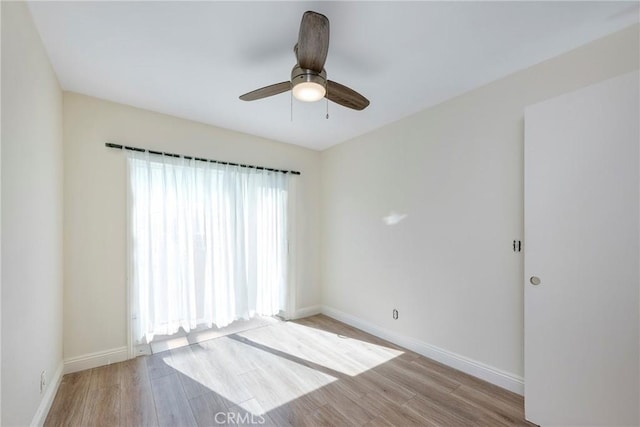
[292, 305, 322, 319]
[30, 361, 63, 427]
[321, 305, 524, 395]
[63, 346, 128, 374]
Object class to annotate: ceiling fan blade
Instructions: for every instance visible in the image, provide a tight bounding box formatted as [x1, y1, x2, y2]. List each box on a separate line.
[297, 11, 329, 72]
[326, 80, 370, 111]
[239, 81, 292, 101]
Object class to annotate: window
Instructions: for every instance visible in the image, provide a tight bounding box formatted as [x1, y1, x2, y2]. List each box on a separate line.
[127, 151, 290, 345]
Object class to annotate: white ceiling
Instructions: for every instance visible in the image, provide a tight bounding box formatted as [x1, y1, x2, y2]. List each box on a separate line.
[28, 1, 638, 150]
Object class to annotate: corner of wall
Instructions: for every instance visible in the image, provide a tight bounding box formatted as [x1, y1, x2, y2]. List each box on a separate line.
[1, 1, 65, 424]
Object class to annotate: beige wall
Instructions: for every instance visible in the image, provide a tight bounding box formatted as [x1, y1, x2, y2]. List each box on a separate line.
[1, 2, 64, 425]
[63, 93, 322, 360]
[321, 24, 639, 386]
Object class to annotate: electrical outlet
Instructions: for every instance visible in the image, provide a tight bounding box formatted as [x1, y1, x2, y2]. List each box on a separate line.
[40, 370, 47, 394]
[393, 309, 399, 320]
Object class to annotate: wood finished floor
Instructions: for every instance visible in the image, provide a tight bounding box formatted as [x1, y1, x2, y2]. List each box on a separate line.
[45, 315, 535, 426]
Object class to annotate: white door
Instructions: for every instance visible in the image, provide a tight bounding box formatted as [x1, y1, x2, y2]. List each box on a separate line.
[524, 71, 639, 426]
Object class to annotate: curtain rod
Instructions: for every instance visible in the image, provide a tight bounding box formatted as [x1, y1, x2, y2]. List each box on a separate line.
[105, 143, 301, 175]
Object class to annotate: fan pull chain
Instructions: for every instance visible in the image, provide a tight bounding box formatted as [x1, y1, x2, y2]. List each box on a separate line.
[290, 91, 293, 122]
[326, 85, 329, 119]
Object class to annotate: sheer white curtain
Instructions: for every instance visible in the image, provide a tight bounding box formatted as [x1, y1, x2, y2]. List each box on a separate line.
[127, 151, 290, 345]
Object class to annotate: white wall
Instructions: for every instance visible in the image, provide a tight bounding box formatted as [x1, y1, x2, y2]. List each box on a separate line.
[63, 93, 321, 361]
[1, 2, 64, 425]
[321, 24, 639, 385]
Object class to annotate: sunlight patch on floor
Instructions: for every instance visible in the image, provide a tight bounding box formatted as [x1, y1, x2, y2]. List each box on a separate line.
[164, 333, 336, 413]
[150, 316, 277, 353]
[163, 320, 404, 413]
[237, 321, 405, 376]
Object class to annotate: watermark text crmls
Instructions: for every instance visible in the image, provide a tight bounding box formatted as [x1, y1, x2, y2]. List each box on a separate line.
[214, 411, 266, 425]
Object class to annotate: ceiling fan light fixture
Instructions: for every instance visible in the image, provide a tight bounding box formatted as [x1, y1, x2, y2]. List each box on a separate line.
[293, 81, 326, 102]
[291, 66, 326, 102]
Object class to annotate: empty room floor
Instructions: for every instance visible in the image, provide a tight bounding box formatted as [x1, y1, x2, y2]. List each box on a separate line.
[45, 315, 533, 426]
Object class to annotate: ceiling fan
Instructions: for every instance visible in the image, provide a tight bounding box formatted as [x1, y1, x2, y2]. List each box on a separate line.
[239, 11, 370, 111]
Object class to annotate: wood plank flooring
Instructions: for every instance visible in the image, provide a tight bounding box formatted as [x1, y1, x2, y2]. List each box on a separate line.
[45, 315, 535, 426]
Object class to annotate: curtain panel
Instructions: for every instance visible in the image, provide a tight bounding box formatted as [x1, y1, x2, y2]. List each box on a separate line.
[127, 151, 290, 345]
